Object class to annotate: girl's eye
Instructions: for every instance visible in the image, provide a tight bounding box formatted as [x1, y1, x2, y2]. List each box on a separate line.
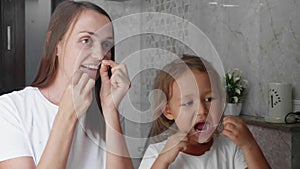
[204, 97, 215, 102]
[180, 101, 193, 107]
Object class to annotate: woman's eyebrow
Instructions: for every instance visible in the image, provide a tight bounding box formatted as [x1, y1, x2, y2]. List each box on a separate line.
[79, 31, 114, 40]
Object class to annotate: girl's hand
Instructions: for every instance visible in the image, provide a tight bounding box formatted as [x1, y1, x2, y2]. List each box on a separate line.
[99, 60, 130, 112]
[156, 132, 189, 166]
[222, 116, 256, 150]
[59, 71, 95, 118]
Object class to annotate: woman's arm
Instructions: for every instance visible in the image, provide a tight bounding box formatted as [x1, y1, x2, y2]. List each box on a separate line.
[222, 116, 271, 169]
[99, 60, 133, 169]
[103, 108, 134, 169]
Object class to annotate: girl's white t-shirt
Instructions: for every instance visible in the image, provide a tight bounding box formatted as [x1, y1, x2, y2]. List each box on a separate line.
[0, 87, 106, 169]
[139, 135, 247, 169]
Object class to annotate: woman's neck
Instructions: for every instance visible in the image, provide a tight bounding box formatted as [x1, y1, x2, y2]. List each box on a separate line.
[40, 74, 69, 106]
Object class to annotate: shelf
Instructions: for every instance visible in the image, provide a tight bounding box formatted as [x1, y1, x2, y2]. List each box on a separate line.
[239, 115, 300, 132]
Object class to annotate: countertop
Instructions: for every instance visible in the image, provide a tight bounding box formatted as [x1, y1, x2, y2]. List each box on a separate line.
[239, 115, 300, 132]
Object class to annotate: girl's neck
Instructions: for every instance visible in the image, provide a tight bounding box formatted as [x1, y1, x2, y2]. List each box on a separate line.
[182, 138, 214, 156]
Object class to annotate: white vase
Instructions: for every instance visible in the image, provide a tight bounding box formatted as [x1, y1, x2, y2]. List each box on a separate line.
[224, 103, 242, 116]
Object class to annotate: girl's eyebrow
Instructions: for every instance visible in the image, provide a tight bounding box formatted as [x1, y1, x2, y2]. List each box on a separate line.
[176, 94, 194, 101]
[178, 90, 212, 101]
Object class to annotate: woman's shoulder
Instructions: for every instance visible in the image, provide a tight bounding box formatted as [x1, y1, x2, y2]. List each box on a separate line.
[0, 86, 38, 99]
[0, 86, 52, 115]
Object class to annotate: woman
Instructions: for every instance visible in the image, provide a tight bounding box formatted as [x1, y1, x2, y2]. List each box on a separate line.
[0, 1, 133, 169]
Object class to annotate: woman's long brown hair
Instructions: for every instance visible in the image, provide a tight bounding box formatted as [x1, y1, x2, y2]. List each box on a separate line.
[31, 1, 114, 111]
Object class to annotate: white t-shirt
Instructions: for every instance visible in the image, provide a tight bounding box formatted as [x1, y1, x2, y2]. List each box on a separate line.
[139, 135, 247, 169]
[0, 87, 106, 169]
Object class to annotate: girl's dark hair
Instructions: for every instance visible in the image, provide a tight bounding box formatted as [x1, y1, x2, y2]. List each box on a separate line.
[31, 1, 114, 110]
[149, 54, 224, 143]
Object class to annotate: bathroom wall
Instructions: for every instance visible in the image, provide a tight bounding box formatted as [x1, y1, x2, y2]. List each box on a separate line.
[25, 0, 51, 84]
[141, 0, 300, 118]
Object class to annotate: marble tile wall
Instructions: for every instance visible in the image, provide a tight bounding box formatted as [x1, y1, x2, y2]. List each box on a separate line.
[142, 0, 300, 118]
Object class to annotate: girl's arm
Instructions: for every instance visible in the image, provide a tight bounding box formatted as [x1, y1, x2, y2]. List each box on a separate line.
[222, 116, 271, 169]
[99, 60, 133, 169]
[0, 72, 95, 169]
[151, 132, 188, 169]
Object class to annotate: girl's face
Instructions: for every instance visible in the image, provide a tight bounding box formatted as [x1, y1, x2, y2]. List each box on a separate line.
[57, 9, 113, 81]
[163, 70, 223, 144]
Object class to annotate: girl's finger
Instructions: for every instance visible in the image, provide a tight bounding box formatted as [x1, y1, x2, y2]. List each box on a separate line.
[222, 130, 236, 140]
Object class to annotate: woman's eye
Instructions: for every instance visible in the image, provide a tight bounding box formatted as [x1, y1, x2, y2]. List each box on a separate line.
[180, 101, 193, 106]
[102, 41, 113, 52]
[81, 38, 91, 44]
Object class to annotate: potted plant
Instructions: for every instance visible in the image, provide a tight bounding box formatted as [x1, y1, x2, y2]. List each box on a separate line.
[224, 69, 248, 116]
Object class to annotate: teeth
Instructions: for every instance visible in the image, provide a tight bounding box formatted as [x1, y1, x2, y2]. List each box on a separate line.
[82, 64, 99, 70]
[195, 123, 210, 133]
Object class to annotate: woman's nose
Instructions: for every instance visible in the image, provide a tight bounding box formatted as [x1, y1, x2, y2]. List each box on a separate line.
[91, 46, 105, 61]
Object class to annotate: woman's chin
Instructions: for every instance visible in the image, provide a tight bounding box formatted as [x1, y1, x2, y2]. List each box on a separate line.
[80, 67, 99, 80]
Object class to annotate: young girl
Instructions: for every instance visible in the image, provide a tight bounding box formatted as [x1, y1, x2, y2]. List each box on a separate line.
[139, 55, 270, 169]
[0, 1, 132, 169]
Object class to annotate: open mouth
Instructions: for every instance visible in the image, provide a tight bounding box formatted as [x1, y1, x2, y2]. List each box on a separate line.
[80, 63, 101, 80]
[80, 64, 99, 70]
[194, 121, 211, 133]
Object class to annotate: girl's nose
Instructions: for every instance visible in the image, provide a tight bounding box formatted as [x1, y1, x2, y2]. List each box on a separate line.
[196, 101, 208, 117]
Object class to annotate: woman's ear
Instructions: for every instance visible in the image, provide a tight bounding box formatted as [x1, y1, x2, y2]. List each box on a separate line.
[46, 31, 51, 43]
[163, 104, 175, 120]
[56, 40, 63, 57]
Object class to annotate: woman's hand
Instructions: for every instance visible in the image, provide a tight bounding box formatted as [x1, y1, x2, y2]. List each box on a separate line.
[99, 60, 130, 112]
[152, 132, 188, 168]
[59, 71, 95, 118]
[222, 116, 256, 150]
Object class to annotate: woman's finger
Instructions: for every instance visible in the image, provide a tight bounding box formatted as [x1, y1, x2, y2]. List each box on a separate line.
[102, 59, 118, 68]
[72, 70, 83, 86]
[76, 73, 91, 92]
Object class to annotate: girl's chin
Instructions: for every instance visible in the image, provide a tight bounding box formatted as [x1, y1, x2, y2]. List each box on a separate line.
[197, 135, 213, 144]
[189, 131, 214, 144]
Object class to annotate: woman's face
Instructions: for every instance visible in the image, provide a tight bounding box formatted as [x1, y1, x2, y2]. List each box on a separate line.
[164, 70, 223, 144]
[57, 9, 113, 81]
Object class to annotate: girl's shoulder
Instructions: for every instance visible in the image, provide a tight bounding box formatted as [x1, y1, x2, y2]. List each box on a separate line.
[212, 134, 240, 154]
[146, 140, 167, 155]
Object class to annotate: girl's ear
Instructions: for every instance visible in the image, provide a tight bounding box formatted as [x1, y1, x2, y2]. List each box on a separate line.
[162, 104, 175, 120]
